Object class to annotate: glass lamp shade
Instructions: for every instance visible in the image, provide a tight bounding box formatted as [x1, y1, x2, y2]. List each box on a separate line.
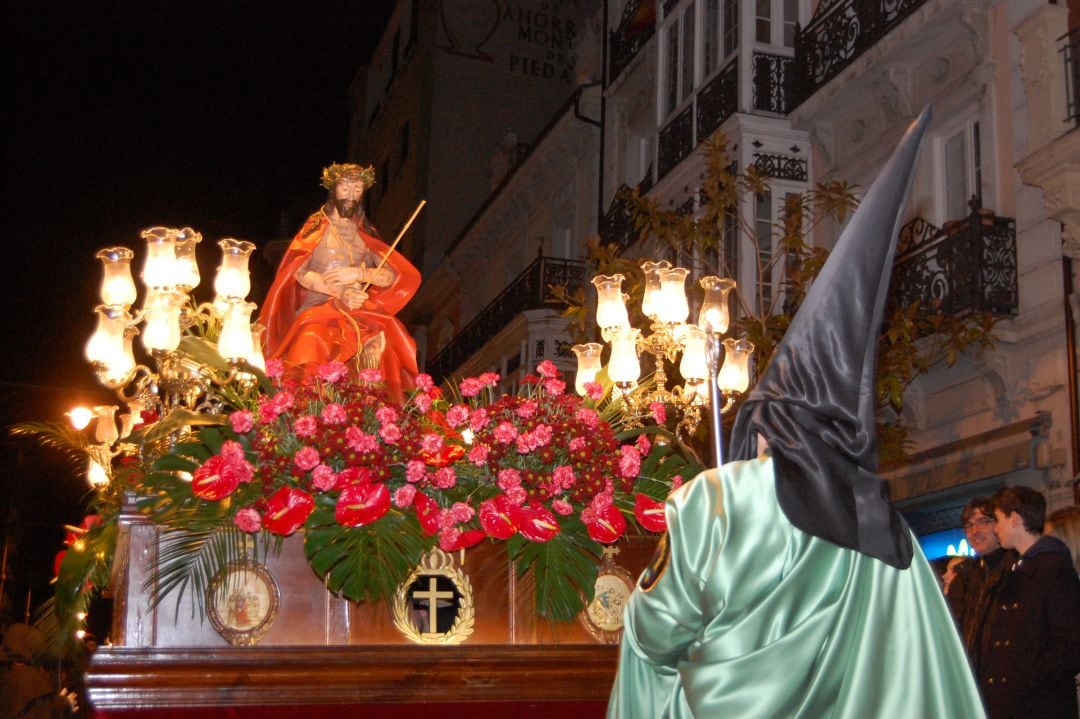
[247, 322, 267, 371]
[640, 260, 672, 318]
[717, 337, 755, 393]
[140, 227, 180, 290]
[86, 305, 135, 382]
[96, 247, 137, 308]
[656, 267, 690, 324]
[592, 274, 630, 330]
[218, 301, 257, 361]
[608, 327, 641, 386]
[571, 342, 604, 395]
[67, 406, 94, 431]
[86, 455, 110, 487]
[698, 276, 736, 334]
[92, 405, 119, 445]
[141, 290, 183, 352]
[214, 238, 256, 303]
[173, 227, 203, 291]
[679, 324, 708, 382]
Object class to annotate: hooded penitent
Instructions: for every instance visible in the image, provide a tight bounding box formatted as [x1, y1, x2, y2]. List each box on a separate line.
[727, 107, 935, 569]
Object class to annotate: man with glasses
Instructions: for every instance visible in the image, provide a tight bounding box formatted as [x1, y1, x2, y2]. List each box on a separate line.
[947, 497, 1019, 657]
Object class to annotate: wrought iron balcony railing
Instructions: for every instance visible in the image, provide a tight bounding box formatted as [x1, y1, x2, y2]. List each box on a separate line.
[608, 0, 657, 85]
[1064, 27, 1080, 126]
[791, 0, 929, 108]
[658, 57, 738, 180]
[752, 52, 793, 114]
[891, 209, 1018, 322]
[425, 256, 588, 383]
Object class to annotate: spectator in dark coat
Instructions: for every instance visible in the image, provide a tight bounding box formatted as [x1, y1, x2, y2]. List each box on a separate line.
[947, 497, 1019, 657]
[976, 486, 1080, 719]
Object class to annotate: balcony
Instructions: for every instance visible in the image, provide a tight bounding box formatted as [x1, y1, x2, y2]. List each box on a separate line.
[891, 209, 1018, 322]
[1064, 27, 1080, 126]
[426, 256, 588, 382]
[791, 0, 929, 109]
[608, 0, 657, 85]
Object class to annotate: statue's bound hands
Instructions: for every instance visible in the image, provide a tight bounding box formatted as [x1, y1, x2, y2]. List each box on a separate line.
[341, 285, 369, 310]
[324, 265, 365, 289]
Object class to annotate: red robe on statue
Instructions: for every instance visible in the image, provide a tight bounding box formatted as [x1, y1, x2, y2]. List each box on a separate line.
[260, 210, 421, 402]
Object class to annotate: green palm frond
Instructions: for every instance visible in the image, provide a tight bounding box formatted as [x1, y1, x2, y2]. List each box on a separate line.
[305, 498, 432, 603]
[508, 517, 602, 622]
[9, 421, 90, 468]
[149, 524, 252, 621]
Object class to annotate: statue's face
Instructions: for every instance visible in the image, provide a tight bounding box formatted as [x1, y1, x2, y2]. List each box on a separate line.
[332, 178, 365, 218]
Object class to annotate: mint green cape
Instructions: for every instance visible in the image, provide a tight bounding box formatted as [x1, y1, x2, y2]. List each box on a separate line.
[608, 455, 985, 718]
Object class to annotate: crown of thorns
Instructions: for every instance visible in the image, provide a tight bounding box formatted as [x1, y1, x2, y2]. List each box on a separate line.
[320, 163, 376, 190]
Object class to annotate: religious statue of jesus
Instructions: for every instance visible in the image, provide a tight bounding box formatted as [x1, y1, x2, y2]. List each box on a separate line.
[260, 163, 421, 401]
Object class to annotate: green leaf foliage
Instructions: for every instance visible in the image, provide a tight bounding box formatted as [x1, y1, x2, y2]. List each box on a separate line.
[508, 516, 602, 622]
[305, 497, 432, 603]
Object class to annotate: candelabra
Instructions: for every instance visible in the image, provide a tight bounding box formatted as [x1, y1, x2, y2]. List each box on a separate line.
[75, 226, 264, 485]
[573, 261, 754, 463]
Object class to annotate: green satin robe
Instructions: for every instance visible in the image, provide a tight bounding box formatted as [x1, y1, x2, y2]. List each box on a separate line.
[608, 455, 986, 718]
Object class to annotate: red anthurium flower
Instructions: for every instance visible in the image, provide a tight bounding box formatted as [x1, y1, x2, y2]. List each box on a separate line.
[53, 550, 66, 579]
[414, 491, 440, 536]
[439, 529, 486, 552]
[634, 494, 667, 533]
[510, 501, 561, 542]
[334, 483, 391, 527]
[191, 455, 241, 501]
[585, 504, 627, 544]
[262, 486, 315, 536]
[335, 466, 375, 489]
[478, 495, 518, 540]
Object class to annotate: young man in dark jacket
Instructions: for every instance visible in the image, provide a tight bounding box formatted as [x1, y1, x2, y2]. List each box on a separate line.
[976, 485, 1080, 718]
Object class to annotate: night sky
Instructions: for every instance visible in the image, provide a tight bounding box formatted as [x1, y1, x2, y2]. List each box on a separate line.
[1, 1, 396, 621]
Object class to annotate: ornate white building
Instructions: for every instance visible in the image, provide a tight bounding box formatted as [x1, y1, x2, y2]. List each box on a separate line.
[353, 0, 1079, 539]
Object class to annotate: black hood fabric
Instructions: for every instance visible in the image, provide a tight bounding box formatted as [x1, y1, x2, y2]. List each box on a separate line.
[729, 107, 933, 569]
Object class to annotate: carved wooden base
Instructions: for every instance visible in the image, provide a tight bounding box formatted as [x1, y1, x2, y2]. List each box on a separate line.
[86, 644, 617, 716]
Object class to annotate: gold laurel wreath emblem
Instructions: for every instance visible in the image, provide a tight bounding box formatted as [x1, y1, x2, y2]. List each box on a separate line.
[391, 548, 475, 645]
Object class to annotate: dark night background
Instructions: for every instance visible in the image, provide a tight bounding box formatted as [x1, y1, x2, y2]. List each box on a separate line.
[1, 1, 396, 624]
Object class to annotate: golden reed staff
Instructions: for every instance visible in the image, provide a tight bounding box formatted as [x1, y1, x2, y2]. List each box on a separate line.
[360, 199, 426, 292]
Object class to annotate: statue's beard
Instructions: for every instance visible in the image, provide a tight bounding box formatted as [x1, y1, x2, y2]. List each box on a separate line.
[333, 197, 360, 218]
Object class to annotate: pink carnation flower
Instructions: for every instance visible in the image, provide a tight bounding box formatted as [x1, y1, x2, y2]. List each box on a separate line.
[321, 403, 347, 425]
[414, 393, 433, 414]
[220, 440, 246, 463]
[393, 484, 417, 508]
[553, 465, 576, 489]
[650, 402, 667, 425]
[415, 374, 435, 392]
[618, 445, 641, 478]
[493, 421, 518, 444]
[446, 405, 470, 428]
[375, 406, 399, 424]
[229, 410, 254, 434]
[294, 415, 318, 438]
[294, 446, 320, 471]
[575, 407, 601, 429]
[552, 498, 573, 516]
[671, 475, 684, 492]
[311, 464, 337, 491]
[636, 434, 651, 456]
[585, 381, 604, 400]
[421, 433, 444, 454]
[469, 407, 490, 432]
[515, 400, 538, 419]
[497, 468, 522, 491]
[569, 436, 587, 452]
[459, 378, 483, 397]
[506, 486, 527, 505]
[258, 396, 284, 423]
[406, 460, 427, 484]
[450, 501, 475, 523]
[345, 427, 380, 453]
[379, 423, 402, 444]
[536, 360, 559, 378]
[437, 509, 457, 530]
[479, 372, 500, 387]
[317, 360, 348, 383]
[265, 359, 285, 379]
[467, 444, 490, 466]
[234, 507, 262, 533]
[433, 467, 457, 489]
[359, 368, 384, 383]
[273, 391, 295, 411]
[543, 378, 565, 396]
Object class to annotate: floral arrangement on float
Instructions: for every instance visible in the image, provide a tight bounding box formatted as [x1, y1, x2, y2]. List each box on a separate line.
[29, 356, 701, 649]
